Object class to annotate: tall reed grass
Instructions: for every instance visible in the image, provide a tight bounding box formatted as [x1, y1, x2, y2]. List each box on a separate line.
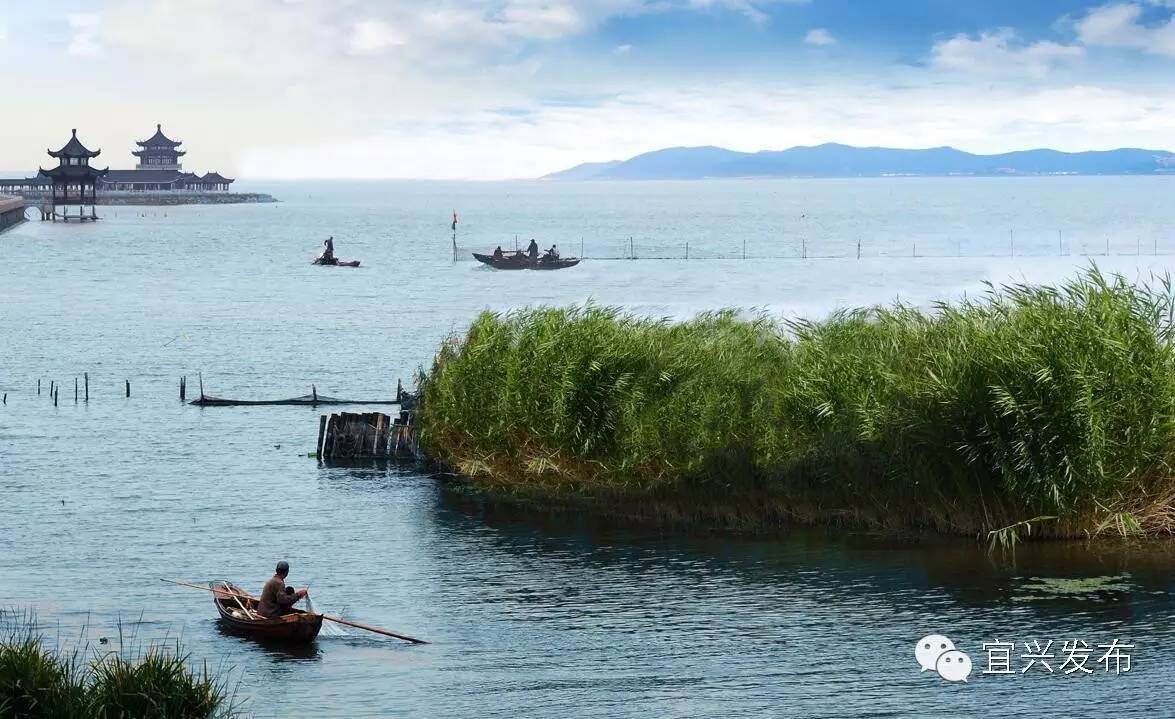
[419, 268, 1175, 537]
[0, 611, 239, 718]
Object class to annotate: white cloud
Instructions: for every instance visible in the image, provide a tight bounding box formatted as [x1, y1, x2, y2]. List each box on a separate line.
[613, 43, 633, 55]
[932, 29, 1084, 77]
[804, 28, 835, 46]
[66, 12, 103, 56]
[685, 0, 805, 24]
[1075, 2, 1175, 56]
[497, 1, 586, 39]
[349, 20, 408, 55]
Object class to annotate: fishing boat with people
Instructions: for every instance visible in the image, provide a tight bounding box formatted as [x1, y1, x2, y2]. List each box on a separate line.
[313, 235, 361, 267]
[473, 239, 580, 270]
[162, 577, 430, 646]
[211, 580, 323, 644]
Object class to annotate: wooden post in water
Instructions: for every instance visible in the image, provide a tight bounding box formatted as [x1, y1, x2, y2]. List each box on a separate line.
[685, 242, 689, 260]
[316, 415, 327, 458]
[199, 372, 204, 401]
[53, 387, 58, 407]
[84, 373, 88, 402]
[312, 385, 317, 403]
[857, 239, 862, 260]
[74, 378, 78, 404]
[37, 379, 41, 395]
[180, 376, 185, 401]
[125, 380, 130, 398]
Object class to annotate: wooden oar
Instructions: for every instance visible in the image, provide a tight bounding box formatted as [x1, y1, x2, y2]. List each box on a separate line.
[160, 579, 429, 644]
[312, 613, 428, 644]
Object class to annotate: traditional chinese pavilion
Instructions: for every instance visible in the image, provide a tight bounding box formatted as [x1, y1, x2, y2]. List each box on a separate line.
[0, 124, 235, 198]
[40, 129, 108, 221]
[133, 124, 185, 170]
[99, 123, 234, 192]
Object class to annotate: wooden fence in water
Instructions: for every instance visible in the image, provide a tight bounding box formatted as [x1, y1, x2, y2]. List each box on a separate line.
[316, 410, 421, 461]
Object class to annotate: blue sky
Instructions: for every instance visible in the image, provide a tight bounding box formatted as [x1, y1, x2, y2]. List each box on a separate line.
[2, 0, 1175, 178]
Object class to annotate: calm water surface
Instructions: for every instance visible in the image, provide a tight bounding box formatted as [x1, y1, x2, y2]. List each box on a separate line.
[3, 178, 1175, 717]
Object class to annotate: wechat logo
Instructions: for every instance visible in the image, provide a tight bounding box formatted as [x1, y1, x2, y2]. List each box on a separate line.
[916, 634, 972, 683]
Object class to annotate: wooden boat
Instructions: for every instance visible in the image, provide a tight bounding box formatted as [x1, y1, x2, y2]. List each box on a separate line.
[211, 580, 323, 644]
[473, 252, 581, 270]
[313, 255, 361, 267]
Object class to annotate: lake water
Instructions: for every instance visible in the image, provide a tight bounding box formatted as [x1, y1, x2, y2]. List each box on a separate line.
[3, 177, 1175, 717]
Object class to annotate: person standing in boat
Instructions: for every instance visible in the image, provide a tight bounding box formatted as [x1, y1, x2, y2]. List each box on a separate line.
[527, 239, 539, 260]
[322, 236, 336, 263]
[258, 560, 308, 617]
[493, 246, 504, 259]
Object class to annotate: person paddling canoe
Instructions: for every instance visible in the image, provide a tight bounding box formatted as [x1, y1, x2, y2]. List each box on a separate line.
[257, 560, 308, 617]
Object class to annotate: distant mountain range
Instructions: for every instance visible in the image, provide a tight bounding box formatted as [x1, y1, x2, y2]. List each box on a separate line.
[540, 143, 1175, 180]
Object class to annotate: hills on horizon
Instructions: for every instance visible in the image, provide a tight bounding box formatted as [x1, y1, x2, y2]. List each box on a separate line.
[541, 143, 1175, 181]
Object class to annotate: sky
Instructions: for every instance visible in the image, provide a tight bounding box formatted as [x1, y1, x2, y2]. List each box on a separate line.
[2, 0, 1175, 179]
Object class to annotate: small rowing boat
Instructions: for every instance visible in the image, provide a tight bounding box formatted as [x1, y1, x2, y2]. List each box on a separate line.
[472, 252, 580, 270]
[211, 580, 323, 644]
[313, 255, 361, 267]
[163, 578, 429, 644]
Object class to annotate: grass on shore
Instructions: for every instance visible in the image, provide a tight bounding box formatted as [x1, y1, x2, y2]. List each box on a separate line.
[418, 268, 1175, 539]
[0, 612, 239, 719]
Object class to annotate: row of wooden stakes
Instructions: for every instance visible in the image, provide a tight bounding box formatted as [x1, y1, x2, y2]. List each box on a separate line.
[24, 375, 132, 406]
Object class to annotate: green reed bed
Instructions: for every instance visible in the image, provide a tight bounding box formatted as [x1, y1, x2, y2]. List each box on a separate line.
[0, 612, 239, 719]
[419, 269, 1175, 538]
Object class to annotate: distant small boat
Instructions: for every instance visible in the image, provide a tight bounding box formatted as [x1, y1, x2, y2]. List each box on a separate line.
[313, 255, 361, 267]
[473, 252, 580, 270]
[211, 580, 322, 644]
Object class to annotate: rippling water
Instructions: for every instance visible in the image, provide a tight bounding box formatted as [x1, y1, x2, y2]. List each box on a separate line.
[3, 178, 1175, 717]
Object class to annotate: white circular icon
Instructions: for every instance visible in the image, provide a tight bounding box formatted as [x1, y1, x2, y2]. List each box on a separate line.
[915, 634, 955, 672]
[935, 649, 973, 682]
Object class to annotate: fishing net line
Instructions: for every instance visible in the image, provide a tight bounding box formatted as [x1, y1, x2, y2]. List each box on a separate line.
[304, 594, 348, 637]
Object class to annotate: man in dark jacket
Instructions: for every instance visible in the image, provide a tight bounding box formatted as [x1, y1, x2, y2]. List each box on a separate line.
[257, 560, 308, 617]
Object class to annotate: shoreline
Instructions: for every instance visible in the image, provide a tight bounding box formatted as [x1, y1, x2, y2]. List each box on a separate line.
[12, 191, 278, 206]
[438, 478, 1165, 546]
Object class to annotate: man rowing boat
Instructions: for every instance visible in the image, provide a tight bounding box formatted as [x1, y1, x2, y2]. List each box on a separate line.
[257, 560, 308, 618]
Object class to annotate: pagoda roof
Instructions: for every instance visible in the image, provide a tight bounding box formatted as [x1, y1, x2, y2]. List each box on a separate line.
[48, 129, 101, 159]
[136, 124, 183, 148]
[199, 171, 233, 183]
[38, 163, 109, 179]
[102, 169, 195, 183]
